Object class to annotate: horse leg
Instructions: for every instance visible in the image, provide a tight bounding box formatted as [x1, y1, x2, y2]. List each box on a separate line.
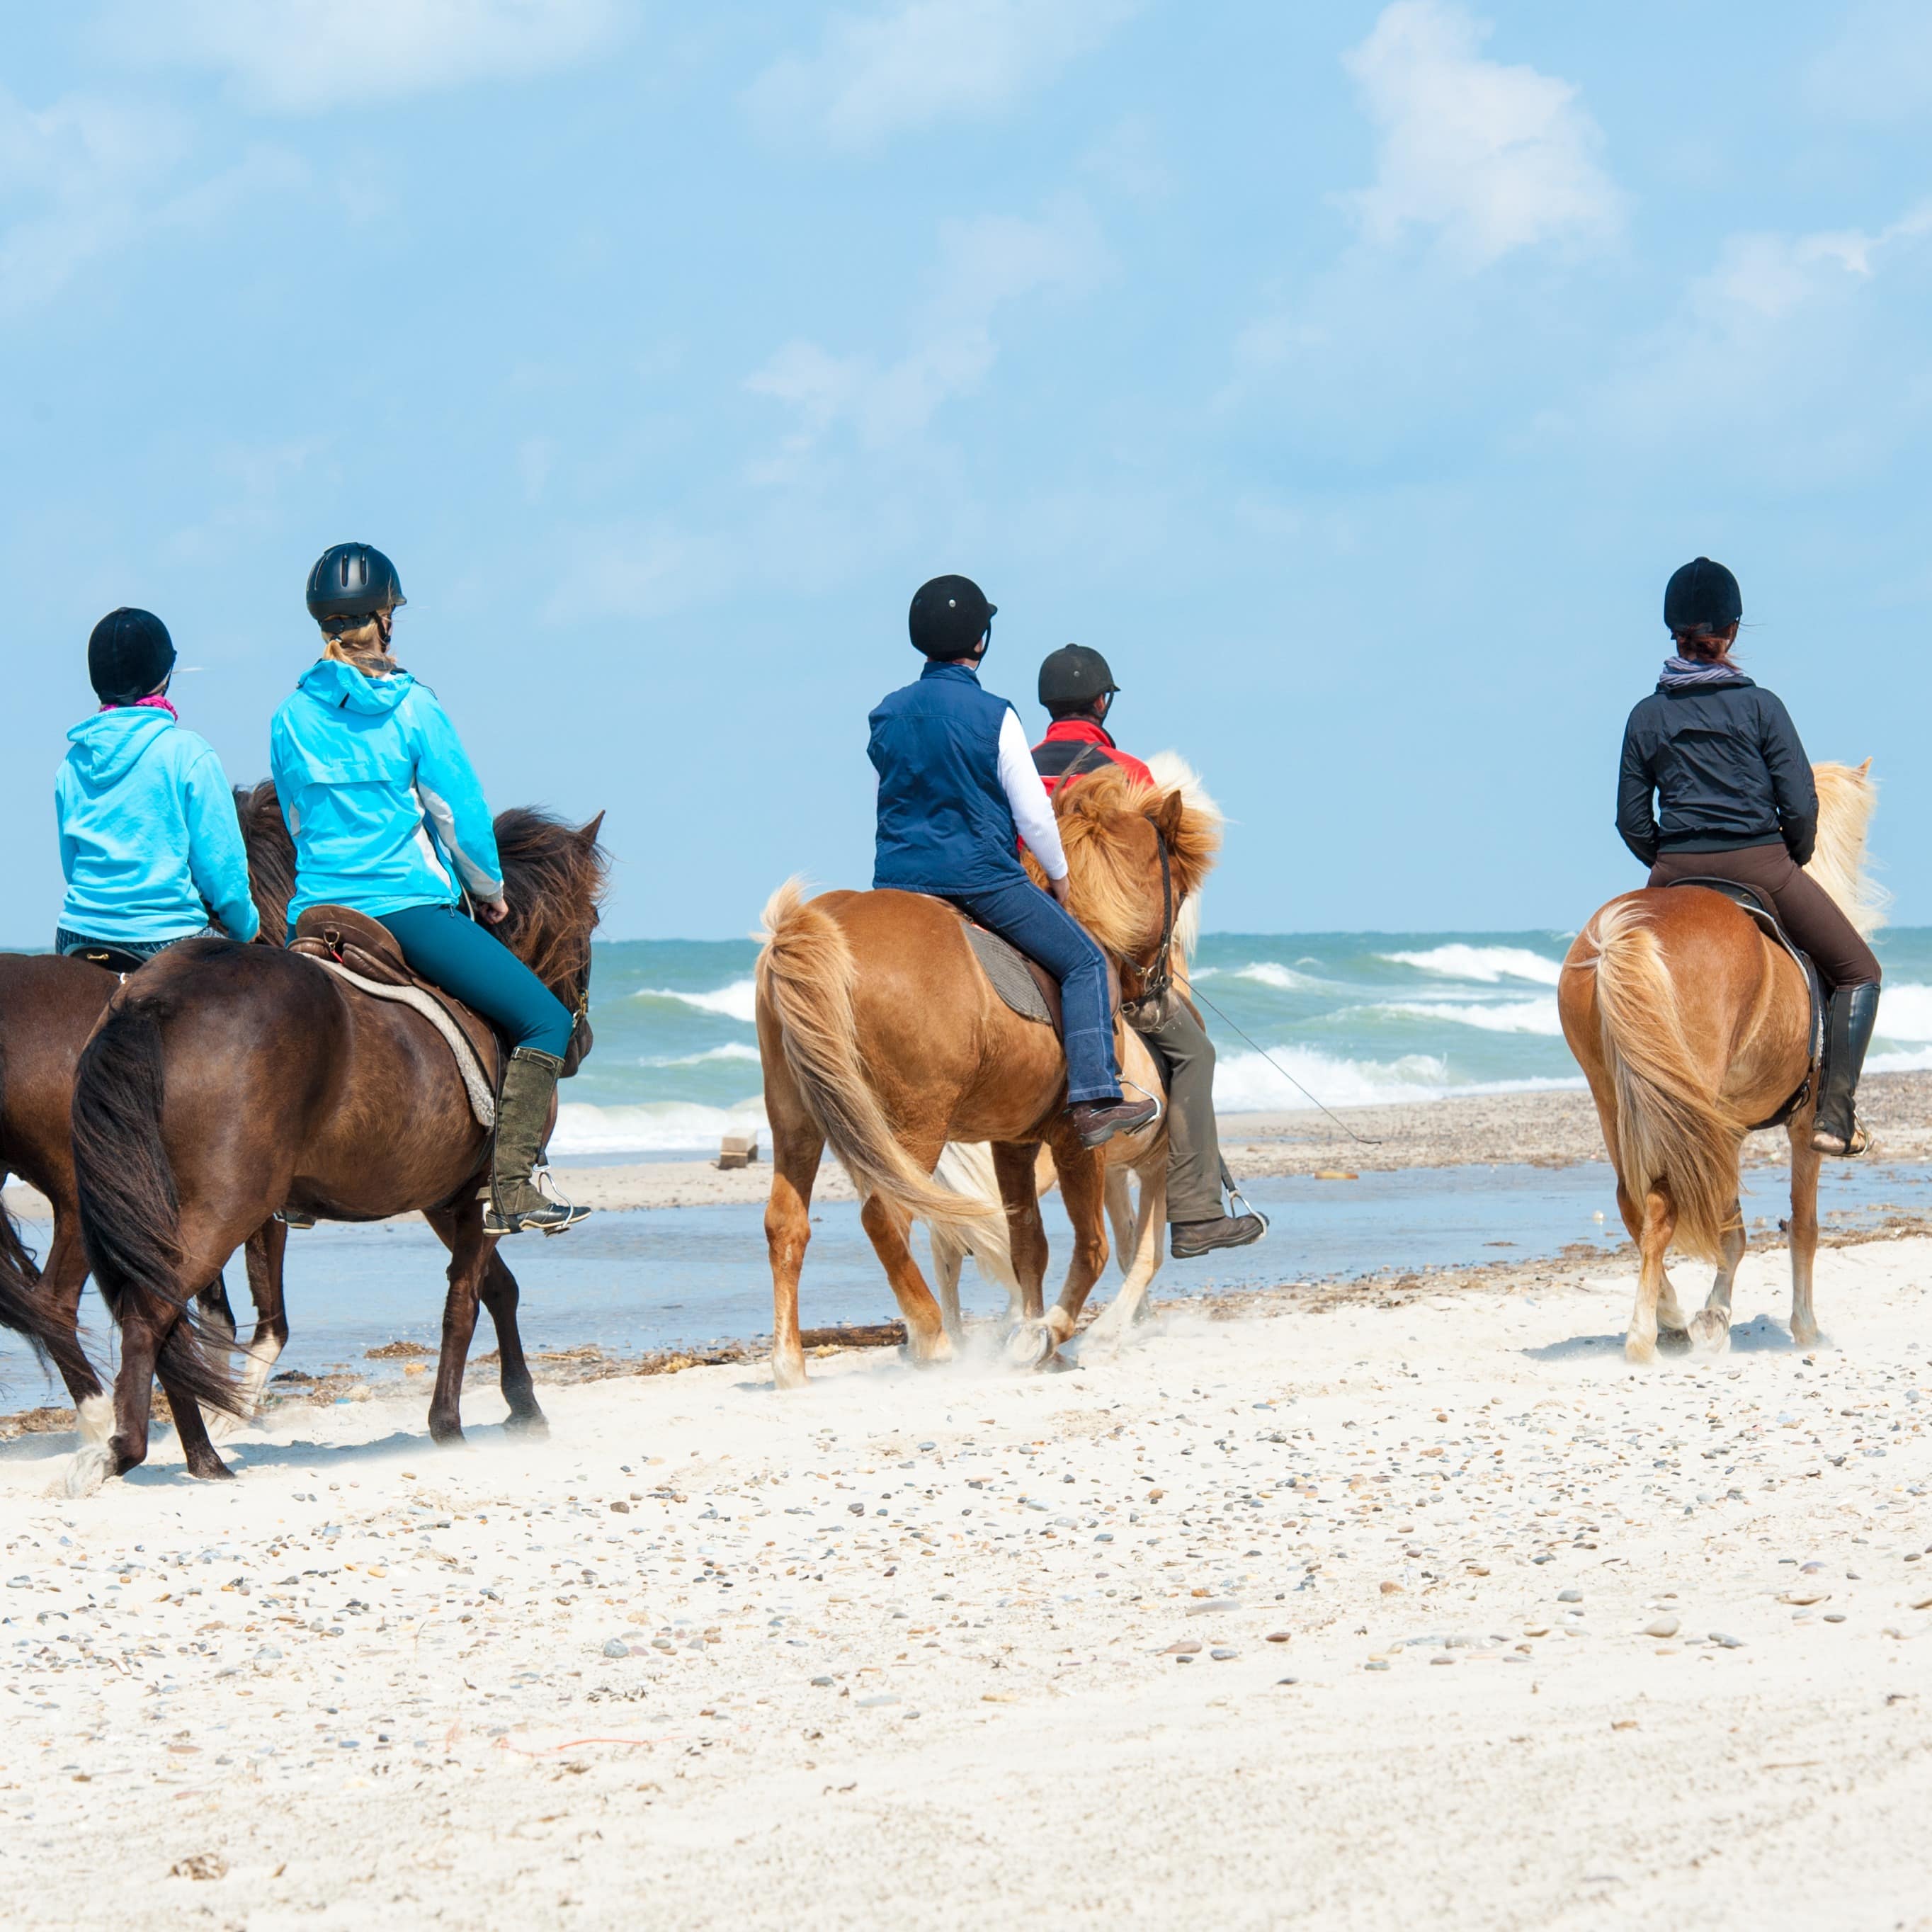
[1086, 1160, 1168, 1349]
[1106, 1165, 1136, 1276]
[479, 1249, 546, 1435]
[763, 1112, 825, 1392]
[157, 1322, 236, 1482]
[1787, 1124, 1823, 1349]
[858, 1191, 953, 1368]
[1614, 1172, 1688, 1348]
[1008, 1130, 1109, 1368]
[38, 1215, 109, 1426]
[1626, 1186, 1676, 1365]
[428, 1201, 493, 1445]
[992, 1142, 1049, 1326]
[201, 1224, 290, 1441]
[1687, 1202, 1745, 1355]
[930, 1227, 967, 1344]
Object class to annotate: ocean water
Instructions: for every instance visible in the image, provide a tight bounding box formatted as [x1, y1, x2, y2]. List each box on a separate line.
[557, 928, 1932, 1156]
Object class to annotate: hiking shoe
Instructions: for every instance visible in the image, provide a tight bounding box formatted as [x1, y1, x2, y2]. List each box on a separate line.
[1068, 1095, 1160, 1147]
[276, 1207, 317, 1229]
[485, 1195, 594, 1237]
[1171, 1213, 1266, 1259]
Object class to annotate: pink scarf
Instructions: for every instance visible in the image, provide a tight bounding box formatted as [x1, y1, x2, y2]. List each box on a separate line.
[98, 695, 178, 720]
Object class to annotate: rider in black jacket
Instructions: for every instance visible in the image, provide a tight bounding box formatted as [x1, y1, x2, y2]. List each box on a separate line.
[1617, 557, 1881, 1155]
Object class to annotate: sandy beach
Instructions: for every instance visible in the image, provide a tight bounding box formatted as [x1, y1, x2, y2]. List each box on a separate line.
[1, 1189, 1929, 1928]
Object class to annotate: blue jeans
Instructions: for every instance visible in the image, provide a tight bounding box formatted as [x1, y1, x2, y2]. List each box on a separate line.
[56, 924, 215, 962]
[377, 903, 574, 1057]
[949, 877, 1120, 1106]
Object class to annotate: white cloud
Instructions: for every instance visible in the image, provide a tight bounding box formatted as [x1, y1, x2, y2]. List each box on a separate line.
[0, 88, 187, 314]
[744, 194, 1108, 465]
[1576, 202, 1932, 484]
[1805, 1, 1932, 123]
[744, 0, 1138, 152]
[1341, 1, 1620, 270]
[101, 0, 620, 113]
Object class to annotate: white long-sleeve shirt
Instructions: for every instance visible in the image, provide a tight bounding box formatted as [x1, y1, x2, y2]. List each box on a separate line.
[996, 708, 1067, 880]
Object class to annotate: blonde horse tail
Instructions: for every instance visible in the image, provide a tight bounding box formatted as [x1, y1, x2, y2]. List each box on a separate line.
[756, 882, 1002, 1239]
[1590, 899, 1744, 1262]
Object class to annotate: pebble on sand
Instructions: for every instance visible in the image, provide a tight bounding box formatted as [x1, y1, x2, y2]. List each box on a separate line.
[1642, 1617, 1681, 1639]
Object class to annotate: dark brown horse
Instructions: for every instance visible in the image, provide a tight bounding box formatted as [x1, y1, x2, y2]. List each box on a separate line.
[0, 783, 302, 1434]
[756, 764, 1216, 1387]
[64, 807, 606, 1492]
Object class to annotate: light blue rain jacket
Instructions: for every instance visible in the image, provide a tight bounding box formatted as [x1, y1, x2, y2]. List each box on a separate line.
[271, 659, 504, 928]
[55, 707, 260, 944]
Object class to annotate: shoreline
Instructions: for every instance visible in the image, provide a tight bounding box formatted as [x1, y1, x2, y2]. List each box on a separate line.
[16, 1068, 1926, 1222]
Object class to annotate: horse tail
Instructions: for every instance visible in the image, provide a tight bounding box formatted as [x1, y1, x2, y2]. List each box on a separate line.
[756, 882, 1001, 1238]
[71, 1005, 246, 1418]
[1589, 899, 1744, 1261]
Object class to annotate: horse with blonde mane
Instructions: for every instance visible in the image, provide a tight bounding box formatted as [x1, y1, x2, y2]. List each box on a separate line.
[756, 762, 1218, 1387]
[1559, 760, 1883, 1361]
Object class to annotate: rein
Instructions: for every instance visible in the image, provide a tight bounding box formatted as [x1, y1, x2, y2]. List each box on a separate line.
[1123, 829, 1176, 1016]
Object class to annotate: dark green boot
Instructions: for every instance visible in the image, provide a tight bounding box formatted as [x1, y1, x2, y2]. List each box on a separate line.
[484, 1047, 592, 1234]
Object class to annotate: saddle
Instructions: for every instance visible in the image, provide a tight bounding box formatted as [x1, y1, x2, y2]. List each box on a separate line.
[1663, 877, 1824, 1130]
[957, 916, 1121, 1040]
[290, 906, 500, 1129]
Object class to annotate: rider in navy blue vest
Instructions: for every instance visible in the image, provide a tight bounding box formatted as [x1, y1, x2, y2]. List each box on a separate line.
[868, 575, 1158, 1148]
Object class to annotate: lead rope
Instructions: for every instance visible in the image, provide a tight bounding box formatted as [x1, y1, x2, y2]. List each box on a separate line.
[1188, 983, 1385, 1148]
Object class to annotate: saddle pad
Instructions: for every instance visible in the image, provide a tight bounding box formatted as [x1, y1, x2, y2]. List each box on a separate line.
[292, 905, 498, 1129]
[962, 921, 1056, 1027]
[1664, 877, 1824, 1129]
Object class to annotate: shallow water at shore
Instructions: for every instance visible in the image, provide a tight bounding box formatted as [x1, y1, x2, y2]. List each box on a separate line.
[7, 1158, 1931, 1392]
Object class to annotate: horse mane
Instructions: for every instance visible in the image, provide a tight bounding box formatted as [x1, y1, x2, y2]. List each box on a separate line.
[1807, 760, 1889, 940]
[230, 783, 608, 978]
[234, 781, 297, 945]
[1023, 762, 1220, 960]
[492, 807, 610, 991]
[1144, 750, 1224, 959]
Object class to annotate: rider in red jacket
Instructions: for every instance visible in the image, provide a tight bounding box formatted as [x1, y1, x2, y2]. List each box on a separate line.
[1033, 645, 1264, 1258]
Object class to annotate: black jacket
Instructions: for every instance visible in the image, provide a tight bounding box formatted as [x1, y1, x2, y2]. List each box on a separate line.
[1616, 672, 1818, 869]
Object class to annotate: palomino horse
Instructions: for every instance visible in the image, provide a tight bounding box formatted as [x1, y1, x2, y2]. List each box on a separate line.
[64, 808, 606, 1492]
[756, 763, 1217, 1387]
[1559, 761, 1882, 1361]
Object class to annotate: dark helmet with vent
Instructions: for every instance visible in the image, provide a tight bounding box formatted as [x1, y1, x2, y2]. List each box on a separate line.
[306, 542, 407, 621]
[1664, 557, 1741, 635]
[909, 574, 995, 659]
[1038, 643, 1119, 710]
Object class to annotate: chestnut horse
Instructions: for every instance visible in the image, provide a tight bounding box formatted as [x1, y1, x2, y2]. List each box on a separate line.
[755, 763, 1217, 1387]
[63, 807, 606, 1492]
[1559, 761, 1882, 1362]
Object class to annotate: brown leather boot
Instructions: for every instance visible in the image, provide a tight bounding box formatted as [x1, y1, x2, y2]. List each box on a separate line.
[1067, 1094, 1160, 1148]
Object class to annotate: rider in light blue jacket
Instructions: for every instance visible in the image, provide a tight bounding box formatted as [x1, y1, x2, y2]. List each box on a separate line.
[270, 543, 588, 1236]
[55, 607, 259, 966]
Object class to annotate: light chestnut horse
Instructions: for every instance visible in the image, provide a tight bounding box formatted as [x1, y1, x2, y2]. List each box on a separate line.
[756, 764, 1218, 1388]
[926, 751, 1224, 1353]
[1559, 761, 1883, 1362]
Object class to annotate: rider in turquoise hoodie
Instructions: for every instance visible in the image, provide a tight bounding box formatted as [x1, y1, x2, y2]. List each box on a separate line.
[270, 543, 588, 1236]
[55, 607, 258, 967]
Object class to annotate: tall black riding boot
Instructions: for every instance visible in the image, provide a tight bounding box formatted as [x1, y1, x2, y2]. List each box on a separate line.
[1812, 983, 1880, 1157]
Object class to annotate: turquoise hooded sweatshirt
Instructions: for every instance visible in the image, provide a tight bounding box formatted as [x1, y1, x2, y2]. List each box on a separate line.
[55, 706, 260, 944]
[271, 659, 504, 929]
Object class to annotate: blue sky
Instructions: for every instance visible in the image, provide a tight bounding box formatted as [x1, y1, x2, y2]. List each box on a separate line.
[6, 1, 1931, 938]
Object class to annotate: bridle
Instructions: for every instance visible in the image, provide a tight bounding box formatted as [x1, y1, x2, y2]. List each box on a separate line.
[1123, 823, 1176, 1017]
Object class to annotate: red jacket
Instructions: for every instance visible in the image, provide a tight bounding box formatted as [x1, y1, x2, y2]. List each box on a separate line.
[1030, 717, 1154, 796]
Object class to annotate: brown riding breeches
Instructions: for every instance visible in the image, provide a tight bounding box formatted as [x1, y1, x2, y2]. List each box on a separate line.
[1647, 843, 1881, 991]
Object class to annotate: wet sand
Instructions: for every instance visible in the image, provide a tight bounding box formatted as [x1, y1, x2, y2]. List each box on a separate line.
[1, 1226, 1928, 1928]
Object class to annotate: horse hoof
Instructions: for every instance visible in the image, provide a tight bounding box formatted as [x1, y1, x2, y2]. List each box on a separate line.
[1624, 1336, 1657, 1365]
[1004, 1322, 1056, 1371]
[429, 1420, 466, 1447]
[56, 1444, 114, 1500]
[186, 1454, 236, 1482]
[1688, 1312, 1731, 1355]
[1656, 1324, 1691, 1356]
[504, 1409, 549, 1438]
[201, 1404, 250, 1444]
[772, 1353, 808, 1392]
[908, 1331, 955, 1370]
[1790, 1324, 1819, 1351]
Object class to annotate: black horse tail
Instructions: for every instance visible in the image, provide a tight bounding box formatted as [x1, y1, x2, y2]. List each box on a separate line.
[71, 1005, 246, 1418]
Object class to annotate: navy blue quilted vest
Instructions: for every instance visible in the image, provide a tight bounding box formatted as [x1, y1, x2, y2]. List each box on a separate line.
[868, 661, 1026, 894]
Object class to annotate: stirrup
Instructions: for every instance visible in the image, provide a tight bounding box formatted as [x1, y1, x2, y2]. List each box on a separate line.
[484, 1168, 593, 1237]
[1812, 1118, 1872, 1158]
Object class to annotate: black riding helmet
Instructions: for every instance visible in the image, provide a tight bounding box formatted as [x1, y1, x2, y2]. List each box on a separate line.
[1664, 557, 1741, 635]
[89, 607, 176, 705]
[307, 542, 407, 621]
[1038, 642, 1119, 712]
[909, 574, 995, 659]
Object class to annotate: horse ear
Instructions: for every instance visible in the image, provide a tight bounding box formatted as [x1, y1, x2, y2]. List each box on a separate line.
[1154, 788, 1187, 843]
[1858, 758, 1873, 778]
[578, 811, 607, 848]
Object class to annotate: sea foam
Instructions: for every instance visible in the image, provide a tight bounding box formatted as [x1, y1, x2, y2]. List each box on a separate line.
[1380, 943, 1564, 986]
